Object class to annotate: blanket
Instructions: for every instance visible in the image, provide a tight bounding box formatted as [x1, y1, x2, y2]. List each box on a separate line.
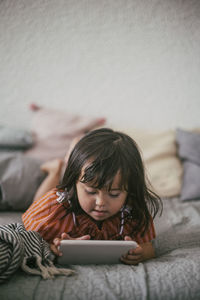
[0, 223, 74, 283]
[0, 198, 200, 299]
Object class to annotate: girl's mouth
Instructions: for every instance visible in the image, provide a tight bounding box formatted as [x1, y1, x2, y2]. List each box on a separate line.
[93, 209, 108, 216]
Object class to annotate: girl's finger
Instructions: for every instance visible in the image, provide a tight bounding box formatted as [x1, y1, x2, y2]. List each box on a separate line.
[124, 235, 133, 241]
[123, 254, 142, 261]
[120, 256, 141, 265]
[61, 232, 70, 239]
[50, 244, 62, 256]
[128, 246, 143, 255]
[60, 233, 91, 240]
[76, 235, 91, 240]
[53, 237, 61, 246]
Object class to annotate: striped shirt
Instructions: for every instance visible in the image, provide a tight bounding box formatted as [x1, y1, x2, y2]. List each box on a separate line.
[22, 188, 155, 243]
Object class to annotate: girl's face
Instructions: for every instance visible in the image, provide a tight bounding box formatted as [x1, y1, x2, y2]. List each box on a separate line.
[76, 169, 128, 221]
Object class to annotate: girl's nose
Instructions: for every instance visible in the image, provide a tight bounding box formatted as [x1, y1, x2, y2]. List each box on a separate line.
[95, 194, 106, 206]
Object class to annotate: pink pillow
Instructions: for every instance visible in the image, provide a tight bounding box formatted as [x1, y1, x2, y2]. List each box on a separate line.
[25, 107, 105, 161]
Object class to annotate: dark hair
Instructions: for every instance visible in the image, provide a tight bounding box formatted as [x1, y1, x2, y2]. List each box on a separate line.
[58, 128, 162, 236]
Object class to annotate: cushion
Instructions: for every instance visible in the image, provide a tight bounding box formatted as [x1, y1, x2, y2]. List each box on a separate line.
[176, 128, 200, 201]
[0, 125, 34, 150]
[115, 128, 183, 198]
[176, 128, 200, 165]
[25, 107, 105, 161]
[0, 152, 46, 211]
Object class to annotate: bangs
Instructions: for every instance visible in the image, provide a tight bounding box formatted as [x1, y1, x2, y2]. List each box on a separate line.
[80, 155, 129, 191]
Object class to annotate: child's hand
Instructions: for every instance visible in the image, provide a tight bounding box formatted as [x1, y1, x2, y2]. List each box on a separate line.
[120, 236, 155, 265]
[120, 236, 143, 265]
[50, 233, 91, 256]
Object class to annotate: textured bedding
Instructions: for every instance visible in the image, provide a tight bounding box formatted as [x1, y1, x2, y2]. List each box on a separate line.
[0, 197, 200, 300]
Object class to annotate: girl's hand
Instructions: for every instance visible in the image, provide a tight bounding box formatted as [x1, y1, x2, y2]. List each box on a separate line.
[50, 233, 91, 256]
[120, 236, 155, 265]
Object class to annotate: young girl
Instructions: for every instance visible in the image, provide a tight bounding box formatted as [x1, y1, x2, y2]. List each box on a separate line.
[22, 128, 162, 265]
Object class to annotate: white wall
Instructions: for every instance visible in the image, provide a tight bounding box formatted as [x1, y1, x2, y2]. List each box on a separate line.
[0, 0, 200, 130]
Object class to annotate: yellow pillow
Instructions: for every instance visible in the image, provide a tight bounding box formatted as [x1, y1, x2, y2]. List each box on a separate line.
[116, 128, 183, 198]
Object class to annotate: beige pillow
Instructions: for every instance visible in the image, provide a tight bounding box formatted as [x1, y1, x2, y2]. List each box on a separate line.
[116, 128, 183, 198]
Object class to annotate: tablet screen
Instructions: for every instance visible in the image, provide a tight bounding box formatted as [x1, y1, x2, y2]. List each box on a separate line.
[57, 240, 138, 265]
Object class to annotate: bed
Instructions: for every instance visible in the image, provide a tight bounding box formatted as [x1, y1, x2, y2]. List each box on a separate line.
[0, 107, 200, 300]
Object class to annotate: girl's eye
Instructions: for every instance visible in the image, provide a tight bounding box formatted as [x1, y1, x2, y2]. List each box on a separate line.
[85, 190, 96, 195]
[109, 193, 120, 198]
[84, 189, 121, 198]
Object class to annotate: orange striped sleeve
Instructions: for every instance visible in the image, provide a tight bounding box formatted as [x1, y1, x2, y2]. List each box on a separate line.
[134, 217, 156, 244]
[22, 188, 74, 243]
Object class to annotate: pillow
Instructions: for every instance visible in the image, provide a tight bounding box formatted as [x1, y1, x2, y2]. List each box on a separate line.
[176, 128, 200, 165]
[0, 125, 34, 150]
[115, 128, 183, 198]
[25, 107, 105, 161]
[176, 128, 200, 201]
[0, 152, 46, 211]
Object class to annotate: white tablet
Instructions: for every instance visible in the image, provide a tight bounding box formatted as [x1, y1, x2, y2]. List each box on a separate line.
[57, 240, 138, 265]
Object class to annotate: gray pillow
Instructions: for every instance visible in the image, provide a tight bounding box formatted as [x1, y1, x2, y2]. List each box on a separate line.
[176, 128, 200, 201]
[0, 126, 34, 150]
[0, 152, 46, 211]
